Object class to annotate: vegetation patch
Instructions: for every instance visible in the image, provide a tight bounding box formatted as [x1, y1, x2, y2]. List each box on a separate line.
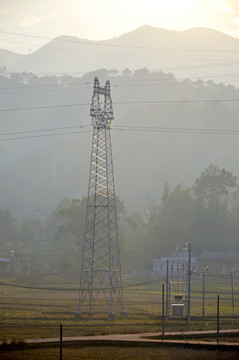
[0, 346, 239, 360]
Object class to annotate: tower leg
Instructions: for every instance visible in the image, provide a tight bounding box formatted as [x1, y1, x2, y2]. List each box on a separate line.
[120, 311, 128, 318]
[108, 312, 116, 321]
[74, 311, 82, 321]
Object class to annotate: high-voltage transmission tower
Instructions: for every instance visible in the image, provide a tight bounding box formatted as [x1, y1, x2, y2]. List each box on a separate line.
[75, 77, 126, 321]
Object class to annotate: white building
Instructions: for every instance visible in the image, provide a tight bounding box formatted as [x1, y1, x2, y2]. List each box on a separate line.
[152, 249, 198, 277]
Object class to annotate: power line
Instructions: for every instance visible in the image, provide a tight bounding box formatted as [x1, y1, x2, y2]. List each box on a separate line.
[1, 29, 239, 53]
[2, 124, 239, 142]
[0, 82, 205, 95]
[2, 56, 238, 76]
[0, 85, 92, 95]
[0, 124, 90, 136]
[114, 99, 239, 105]
[1, 41, 237, 73]
[112, 73, 239, 82]
[0, 72, 238, 93]
[0, 274, 237, 292]
[0, 82, 92, 91]
[4, 36, 237, 64]
[1, 78, 239, 95]
[0, 102, 89, 112]
[113, 125, 239, 135]
[0, 129, 91, 141]
[0, 278, 166, 292]
[0, 98, 239, 113]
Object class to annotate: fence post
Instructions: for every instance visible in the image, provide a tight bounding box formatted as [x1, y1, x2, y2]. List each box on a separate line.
[166, 259, 169, 321]
[60, 323, 63, 360]
[162, 283, 165, 340]
[231, 272, 234, 313]
[188, 243, 191, 324]
[217, 295, 220, 345]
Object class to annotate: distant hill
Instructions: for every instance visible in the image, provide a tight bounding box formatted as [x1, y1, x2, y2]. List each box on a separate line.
[5, 26, 239, 83]
[0, 49, 26, 69]
[106, 25, 239, 49]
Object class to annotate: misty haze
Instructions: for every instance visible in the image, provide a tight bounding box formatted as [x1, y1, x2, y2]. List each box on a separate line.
[1, 1, 239, 357]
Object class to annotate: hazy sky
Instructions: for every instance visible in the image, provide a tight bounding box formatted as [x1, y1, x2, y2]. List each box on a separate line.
[0, 0, 239, 53]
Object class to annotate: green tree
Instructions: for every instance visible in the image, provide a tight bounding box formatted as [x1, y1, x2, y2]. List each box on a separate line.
[57, 196, 126, 251]
[40, 197, 80, 271]
[192, 164, 238, 207]
[0, 210, 18, 255]
[121, 212, 147, 271]
[157, 184, 196, 253]
[57, 197, 87, 248]
[227, 189, 239, 251]
[192, 164, 239, 252]
[18, 218, 42, 254]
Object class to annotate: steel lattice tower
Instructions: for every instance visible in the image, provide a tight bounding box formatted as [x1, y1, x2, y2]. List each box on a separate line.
[75, 77, 126, 321]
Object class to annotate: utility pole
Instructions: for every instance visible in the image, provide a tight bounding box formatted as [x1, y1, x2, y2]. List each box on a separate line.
[10, 250, 16, 275]
[162, 283, 165, 340]
[202, 273, 205, 317]
[188, 243, 191, 324]
[201, 266, 208, 318]
[217, 295, 220, 345]
[231, 271, 234, 313]
[168, 281, 171, 317]
[184, 243, 191, 323]
[60, 324, 62, 360]
[166, 259, 169, 321]
[75, 78, 126, 320]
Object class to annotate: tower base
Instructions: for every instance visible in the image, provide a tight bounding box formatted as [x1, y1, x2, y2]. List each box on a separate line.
[88, 309, 94, 316]
[108, 312, 116, 321]
[74, 311, 82, 321]
[120, 310, 128, 319]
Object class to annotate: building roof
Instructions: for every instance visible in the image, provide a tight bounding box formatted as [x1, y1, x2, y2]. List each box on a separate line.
[199, 252, 239, 262]
[152, 257, 197, 262]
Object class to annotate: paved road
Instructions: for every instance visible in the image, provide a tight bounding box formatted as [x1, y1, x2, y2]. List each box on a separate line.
[6, 329, 239, 348]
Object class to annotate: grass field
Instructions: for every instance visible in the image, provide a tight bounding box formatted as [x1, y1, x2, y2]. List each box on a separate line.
[1, 346, 239, 360]
[0, 273, 238, 359]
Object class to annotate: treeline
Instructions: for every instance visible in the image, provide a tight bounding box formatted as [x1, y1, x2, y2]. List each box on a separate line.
[0, 164, 239, 273]
[0, 68, 239, 220]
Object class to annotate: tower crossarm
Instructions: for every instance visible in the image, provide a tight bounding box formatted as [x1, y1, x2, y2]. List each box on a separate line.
[90, 77, 114, 129]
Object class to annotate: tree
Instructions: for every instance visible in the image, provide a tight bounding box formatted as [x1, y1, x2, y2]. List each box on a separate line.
[192, 164, 238, 207]
[57, 197, 87, 248]
[192, 164, 239, 252]
[57, 195, 125, 248]
[0, 210, 18, 255]
[122, 68, 132, 77]
[133, 67, 150, 78]
[18, 218, 42, 254]
[122, 212, 148, 271]
[157, 184, 196, 252]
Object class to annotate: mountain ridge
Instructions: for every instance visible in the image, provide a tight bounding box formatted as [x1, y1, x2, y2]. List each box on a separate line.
[0, 49, 26, 69]
[2, 26, 238, 81]
[106, 25, 239, 47]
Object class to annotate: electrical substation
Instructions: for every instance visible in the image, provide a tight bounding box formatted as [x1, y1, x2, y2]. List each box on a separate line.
[165, 243, 192, 320]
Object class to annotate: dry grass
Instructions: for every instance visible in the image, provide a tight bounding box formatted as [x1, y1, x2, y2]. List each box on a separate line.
[1, 346, 239, 360]
[0, 275, 238, 359]
[0, 274, 238, 342]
